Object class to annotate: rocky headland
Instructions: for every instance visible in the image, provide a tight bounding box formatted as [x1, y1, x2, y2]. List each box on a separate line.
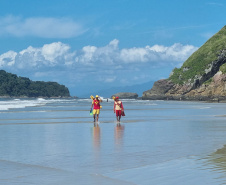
[142, 26, 226, 102]
[112, 92, 138, 99]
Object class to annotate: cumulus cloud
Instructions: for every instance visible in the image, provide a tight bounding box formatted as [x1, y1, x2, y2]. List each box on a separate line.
[0, 39, 198, 84]
[41, 42, 75, 65]
[76, 39, 119, 65]
[0, 15, 86, 38]
[74, 40, 198, 66]
[0, 40, 198, 68]
[120, 43, 198, 63]
[0, 50, 17, 67]
[0, 42, 75, 69]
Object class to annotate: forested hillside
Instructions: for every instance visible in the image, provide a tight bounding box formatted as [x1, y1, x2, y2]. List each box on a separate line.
[0, 70, 70, 97]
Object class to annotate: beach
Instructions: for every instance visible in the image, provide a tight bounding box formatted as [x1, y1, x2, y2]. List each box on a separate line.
[1, 98, 226, 184]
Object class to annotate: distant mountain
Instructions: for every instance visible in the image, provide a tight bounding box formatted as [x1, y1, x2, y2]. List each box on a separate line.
[84, 81, 154, 98]
[0, 70, 70, 97]
[143, 25, 226, 101]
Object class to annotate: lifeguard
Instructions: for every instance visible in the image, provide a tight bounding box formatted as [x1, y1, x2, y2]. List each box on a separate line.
[113, 96, 124, 122]
[90, 95, 102, 122]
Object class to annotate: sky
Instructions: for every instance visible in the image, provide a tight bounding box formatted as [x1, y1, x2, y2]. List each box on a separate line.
[0, 0, 225, 97]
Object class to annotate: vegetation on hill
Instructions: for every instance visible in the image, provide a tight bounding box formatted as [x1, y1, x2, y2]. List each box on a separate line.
[169, 26, 226, 84]
[0, 70, 70, 97]
[220, 63, 226, 74]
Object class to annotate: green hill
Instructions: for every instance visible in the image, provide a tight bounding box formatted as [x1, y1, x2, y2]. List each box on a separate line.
[142, 25, 226, 101]
[169, 25, 226, 85]
[0, 70, 70, 97]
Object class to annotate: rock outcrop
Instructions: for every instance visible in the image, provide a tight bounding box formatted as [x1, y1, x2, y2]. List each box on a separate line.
[112, 92, 138, 99]
[143, 80, 174, 100]
[143, 70, 226, 101]
[142, 26, 226, 101]
[185, 71, 226, 101]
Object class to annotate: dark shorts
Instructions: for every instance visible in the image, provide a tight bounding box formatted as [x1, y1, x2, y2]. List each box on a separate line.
[116, 110, 122, 117]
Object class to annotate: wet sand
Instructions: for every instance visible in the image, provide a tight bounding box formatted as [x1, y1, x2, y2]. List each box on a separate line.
[1, 99, 226, 184]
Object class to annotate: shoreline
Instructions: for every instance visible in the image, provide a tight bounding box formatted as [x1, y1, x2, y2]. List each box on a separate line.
[2, 95, 226, 104]
[0, 96, 75, 99]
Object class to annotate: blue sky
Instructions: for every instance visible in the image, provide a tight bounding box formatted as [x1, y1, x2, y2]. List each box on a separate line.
[0, 0, 225, 97]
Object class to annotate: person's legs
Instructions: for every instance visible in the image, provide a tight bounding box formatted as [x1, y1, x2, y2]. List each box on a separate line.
[96, 114, 99, 122]
[93, 109, 97, 122]
[118, 115, 121, 122]
[96, 109, 100, 122]
[118, 110, 122, 122]
[116, 110, 122, 122]
[116, 110, 119, 121]
[93, 114, 96, 122]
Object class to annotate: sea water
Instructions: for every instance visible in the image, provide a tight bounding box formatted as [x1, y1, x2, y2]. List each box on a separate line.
[1, 98, 226, 184]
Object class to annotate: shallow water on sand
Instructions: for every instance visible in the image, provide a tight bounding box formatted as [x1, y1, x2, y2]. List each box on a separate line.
[1, 99, 226, 184]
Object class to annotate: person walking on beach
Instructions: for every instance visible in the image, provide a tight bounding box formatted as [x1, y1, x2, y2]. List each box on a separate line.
[90, 95, 102, 122]
[114, 97, 124, 122]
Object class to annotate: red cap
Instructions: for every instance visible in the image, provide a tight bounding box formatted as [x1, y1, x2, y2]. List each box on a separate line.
[116, 96, 119, 99]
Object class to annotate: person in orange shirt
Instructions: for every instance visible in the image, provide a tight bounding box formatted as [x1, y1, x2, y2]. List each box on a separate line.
[90, 95, 102, 122]
[113, 96, 124, 122]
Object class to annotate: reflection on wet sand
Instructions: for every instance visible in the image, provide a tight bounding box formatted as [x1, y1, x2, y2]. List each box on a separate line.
[93, 123, 101, 151]
[114, 123, 125, 149]
[92, 123, 101, 170]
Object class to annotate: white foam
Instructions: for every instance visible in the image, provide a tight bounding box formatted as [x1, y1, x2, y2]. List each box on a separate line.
[0, 98, 69, 111]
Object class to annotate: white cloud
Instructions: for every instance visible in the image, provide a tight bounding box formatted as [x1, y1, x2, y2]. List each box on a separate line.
[76, 39, 120, 65]
[0, 42, 75, 69]
[120, 47, 150, 63]
[41, 42, 75, 64]
[120, 43, 198, 63]
[0, 50, 17, 66]
[76, 45, 97, 65]
[0, 15, 86, 38]
[0, 40, 198, 85]
[163, 43, 198, 62]
[75, 40, 198, 66]
[0, 40, 198, 69]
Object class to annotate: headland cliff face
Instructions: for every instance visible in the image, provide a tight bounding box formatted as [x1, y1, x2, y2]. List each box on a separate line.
[142, 26, 226, 101]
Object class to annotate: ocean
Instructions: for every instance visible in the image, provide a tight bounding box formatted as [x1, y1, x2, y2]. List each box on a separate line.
[1, 98, 226, 185]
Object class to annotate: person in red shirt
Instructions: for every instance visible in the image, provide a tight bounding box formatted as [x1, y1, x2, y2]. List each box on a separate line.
[90, 95, 102, 122]
[113, 97, 124, 122]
